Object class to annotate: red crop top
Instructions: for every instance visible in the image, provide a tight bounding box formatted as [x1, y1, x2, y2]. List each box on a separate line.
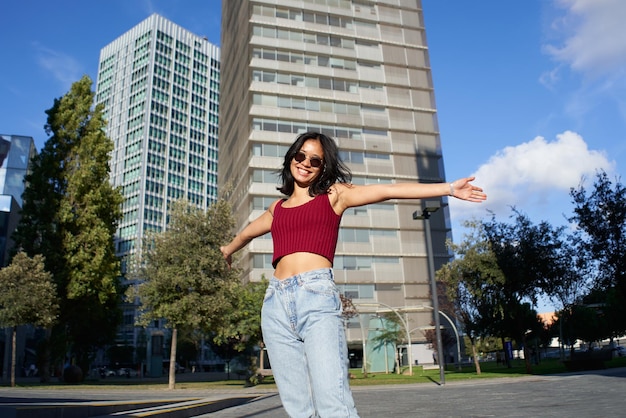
[271, 194, 342, 268]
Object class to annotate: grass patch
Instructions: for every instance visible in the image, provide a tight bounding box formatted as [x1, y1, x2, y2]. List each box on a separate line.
[5, 356, 626, 390]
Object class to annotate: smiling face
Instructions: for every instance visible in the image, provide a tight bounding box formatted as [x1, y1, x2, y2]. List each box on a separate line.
[291, 139, 325, 187]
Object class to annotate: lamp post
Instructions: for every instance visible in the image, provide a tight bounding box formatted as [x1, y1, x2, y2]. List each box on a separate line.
[413, 200, 445, 385]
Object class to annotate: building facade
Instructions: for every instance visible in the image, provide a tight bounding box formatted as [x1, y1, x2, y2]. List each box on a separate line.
[0, 134, 37, 379]
[0, 134, 36, 265]
[219, 0, 454, 366]
[94, 14, 220, 362]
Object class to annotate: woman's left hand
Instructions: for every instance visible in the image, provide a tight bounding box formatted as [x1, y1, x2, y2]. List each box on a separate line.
[450, 177, 487, 202]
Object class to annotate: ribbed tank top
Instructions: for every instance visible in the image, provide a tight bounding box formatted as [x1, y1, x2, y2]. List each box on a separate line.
[271, 193, 342, 268]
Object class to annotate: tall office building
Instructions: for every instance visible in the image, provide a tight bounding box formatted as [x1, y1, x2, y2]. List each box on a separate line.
[95, 13, 220, 265]
[219, 0, 453, 365]
[95, 14, 220, 348]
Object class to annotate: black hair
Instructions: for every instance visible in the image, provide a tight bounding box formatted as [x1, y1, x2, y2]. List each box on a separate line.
[277, 132, 352, 197]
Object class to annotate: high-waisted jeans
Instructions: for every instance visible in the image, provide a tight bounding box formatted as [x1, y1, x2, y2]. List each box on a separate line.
[261, 268, 359, 418]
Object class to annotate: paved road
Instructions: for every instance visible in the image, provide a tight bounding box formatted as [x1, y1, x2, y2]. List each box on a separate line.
[1, 368, 624, 417]
[203, 367, 626, 417]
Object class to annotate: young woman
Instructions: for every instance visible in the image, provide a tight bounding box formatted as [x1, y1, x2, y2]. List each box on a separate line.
[221, 132, 486, 417]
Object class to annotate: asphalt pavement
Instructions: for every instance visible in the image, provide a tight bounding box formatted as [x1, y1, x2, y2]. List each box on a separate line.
[1, 367, 625, 417]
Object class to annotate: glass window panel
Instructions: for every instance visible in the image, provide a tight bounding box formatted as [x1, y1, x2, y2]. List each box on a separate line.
[278, 123, 291, 133]
[278, 97, 291, 108]
[315, 14, 328, 24]
[359, 285, 374, 298]
[356, 229, 369, 242]
[262, 27, 276, 38]
[261, 95, 277, 106]
[320, 101, 333, 112]
[332, 79, 345, 91]
[265, 144, 279, 157]
[319, 78, 332, 89]
[262, 72, 276, 83]
[306, 100, 320, 111]
[342, 39, 355, 49]
[262, 50, 276, 60]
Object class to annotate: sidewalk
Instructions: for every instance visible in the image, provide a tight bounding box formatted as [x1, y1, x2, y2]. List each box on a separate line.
[1, 367, 625, 417]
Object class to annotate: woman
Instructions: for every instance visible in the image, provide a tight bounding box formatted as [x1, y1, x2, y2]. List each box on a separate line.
[221, 132, 486, 417]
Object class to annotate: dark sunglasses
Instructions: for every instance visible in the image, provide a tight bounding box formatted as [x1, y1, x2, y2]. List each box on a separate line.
[293, 151, 323, 168]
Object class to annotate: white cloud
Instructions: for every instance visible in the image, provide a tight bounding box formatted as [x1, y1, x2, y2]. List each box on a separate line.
[33, 42, 83, 89]
[545, 0, 626, 78]
[449, 131, 615, 225]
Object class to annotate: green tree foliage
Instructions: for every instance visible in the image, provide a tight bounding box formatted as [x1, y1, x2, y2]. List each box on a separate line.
[569, 171, 626, 335]
[437, 220, 506, 374]
[0, 252, 58, 386]
[132, 198, 240, 389]
[12, 75, 124, 380]
[211, 278, 268, 385]
[482, 210, 565, 369]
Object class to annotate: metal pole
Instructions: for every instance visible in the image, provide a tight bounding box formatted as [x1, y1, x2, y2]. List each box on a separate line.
[438, 310, 462, 371]
[358, 314, 368, 375]
[424, 212, 445, 385]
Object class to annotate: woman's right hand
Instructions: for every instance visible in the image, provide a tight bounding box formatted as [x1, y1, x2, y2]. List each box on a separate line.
[220, 246, 232, 268]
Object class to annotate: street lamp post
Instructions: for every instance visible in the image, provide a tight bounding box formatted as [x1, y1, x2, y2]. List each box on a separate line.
[413, 200, 446, 385]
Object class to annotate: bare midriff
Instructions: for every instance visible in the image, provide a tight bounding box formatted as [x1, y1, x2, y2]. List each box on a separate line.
[274, 252, 332, 280]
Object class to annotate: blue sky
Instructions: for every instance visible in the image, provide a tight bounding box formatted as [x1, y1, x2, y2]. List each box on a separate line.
[2, 1, 625, 310]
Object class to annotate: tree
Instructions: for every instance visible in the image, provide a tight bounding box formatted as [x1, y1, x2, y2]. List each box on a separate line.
[437, 220, 506, 374]
[212, 278, 268, 385]
[482, 209, 565, 370]
[132, 198, 240, 389]
[12, 75, 124, 380]
[0, 252, 58, 387]
[569, 171, 626, 336]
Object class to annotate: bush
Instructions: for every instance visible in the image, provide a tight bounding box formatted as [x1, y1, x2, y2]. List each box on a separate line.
[63, 365, 83, 383]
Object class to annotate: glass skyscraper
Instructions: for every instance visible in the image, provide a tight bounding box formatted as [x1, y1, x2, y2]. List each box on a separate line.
[219, 0, 452, 365]
[95, 14, 220, 352]
[95, 14, 220, 268]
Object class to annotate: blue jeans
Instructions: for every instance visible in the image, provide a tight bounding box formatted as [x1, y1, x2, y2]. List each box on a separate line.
[261, 268, 359, 418]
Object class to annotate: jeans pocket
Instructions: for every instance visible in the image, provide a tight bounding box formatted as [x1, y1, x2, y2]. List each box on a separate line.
[302, 277, 337, 297]
[263, 285, 275, 303]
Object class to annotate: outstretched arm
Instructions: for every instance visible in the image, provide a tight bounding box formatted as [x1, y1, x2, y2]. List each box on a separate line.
[333, 177, 486, 213]
[220, 206, 274, 267]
